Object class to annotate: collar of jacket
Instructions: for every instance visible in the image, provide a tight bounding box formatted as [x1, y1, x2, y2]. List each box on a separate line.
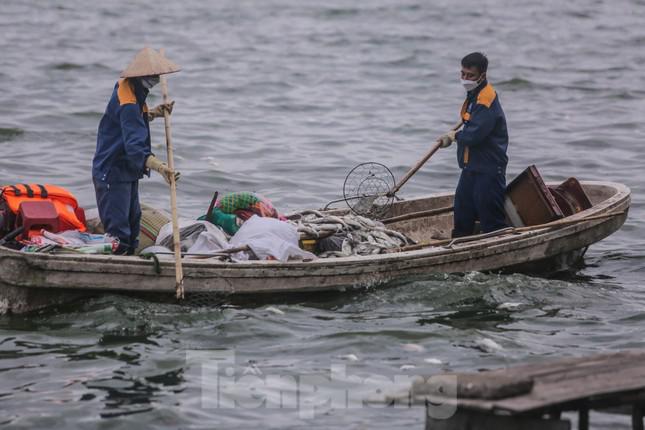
[131, 79, 150, 104]
[466, 79, 488, 100]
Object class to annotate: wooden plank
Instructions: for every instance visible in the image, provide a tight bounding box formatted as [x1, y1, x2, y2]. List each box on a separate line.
[414, 373, 534, 400]
[495, 350, 645, 382]
[494, 356, 645, 413]
[414, 350, 645, 416]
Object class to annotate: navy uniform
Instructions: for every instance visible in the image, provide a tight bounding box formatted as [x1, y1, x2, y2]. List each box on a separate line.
[92, 47, 181, 255]
[452, 80, 509, 237]
[92, 78, 151, 254]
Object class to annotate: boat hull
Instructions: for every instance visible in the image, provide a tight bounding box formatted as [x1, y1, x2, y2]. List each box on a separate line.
[0, 181, 630, 313]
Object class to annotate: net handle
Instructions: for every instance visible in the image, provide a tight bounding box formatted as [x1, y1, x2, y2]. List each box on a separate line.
[388, 121, 464, 197]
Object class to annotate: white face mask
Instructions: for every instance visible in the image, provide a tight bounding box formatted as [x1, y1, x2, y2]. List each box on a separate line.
[461, 78, 480, 92]
[140, 76, 160, 89]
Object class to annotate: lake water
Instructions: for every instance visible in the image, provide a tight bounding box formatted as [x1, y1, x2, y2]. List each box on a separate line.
[1, 0, 644, 428]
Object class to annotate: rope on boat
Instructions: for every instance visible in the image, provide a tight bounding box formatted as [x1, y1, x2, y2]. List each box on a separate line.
[140, 252, 161, 274]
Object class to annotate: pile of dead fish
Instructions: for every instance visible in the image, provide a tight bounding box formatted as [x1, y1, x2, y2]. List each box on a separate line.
[288, 210, 413, 258]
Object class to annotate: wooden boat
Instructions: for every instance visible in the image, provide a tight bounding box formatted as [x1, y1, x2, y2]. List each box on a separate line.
[0, 181, 630, 314]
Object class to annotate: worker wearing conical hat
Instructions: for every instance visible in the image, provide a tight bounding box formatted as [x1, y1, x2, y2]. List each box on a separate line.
[92, 47, 181, 255]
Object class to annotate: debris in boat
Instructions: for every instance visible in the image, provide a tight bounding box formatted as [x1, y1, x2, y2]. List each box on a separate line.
[288, 211, 414, 257]
[0, 184, 87, 237]
[21, 230, 118, 254]
[230, 215, 316, 262]
[198, 191, 286, 235]
[146, 216, 316, 262]
[157, 219, 229, 253]
[149, 219, 235, 259]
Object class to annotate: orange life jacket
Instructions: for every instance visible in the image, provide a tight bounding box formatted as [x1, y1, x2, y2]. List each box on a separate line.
[0, 184, 86, 232]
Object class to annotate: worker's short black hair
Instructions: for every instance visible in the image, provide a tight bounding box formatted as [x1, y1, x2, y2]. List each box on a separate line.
[461, 52, 488, 74]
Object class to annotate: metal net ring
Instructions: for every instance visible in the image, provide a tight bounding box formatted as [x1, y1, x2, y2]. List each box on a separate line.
[343, 162, 395, 219]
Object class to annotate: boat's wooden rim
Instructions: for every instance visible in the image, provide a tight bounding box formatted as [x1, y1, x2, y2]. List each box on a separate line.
[0, 181, 631, 270]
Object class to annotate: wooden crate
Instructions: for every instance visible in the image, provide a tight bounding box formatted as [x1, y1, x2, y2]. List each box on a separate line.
[505, 165, 564, 226]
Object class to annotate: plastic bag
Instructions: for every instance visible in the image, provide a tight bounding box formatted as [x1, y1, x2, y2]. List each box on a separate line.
[156, 219, 229, 254]
[230, 215, 316, 262]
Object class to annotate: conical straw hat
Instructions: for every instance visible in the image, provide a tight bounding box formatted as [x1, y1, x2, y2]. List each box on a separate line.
[120, 47, 181, 78]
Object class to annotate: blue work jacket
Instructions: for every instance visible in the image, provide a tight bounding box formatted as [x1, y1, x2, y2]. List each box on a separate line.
[455, 80, 509, 175]
[92, 78, 151, 183]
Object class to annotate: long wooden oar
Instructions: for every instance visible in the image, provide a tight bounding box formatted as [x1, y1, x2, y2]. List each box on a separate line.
[159, 49, 184, 300]
[387, 120, 464, 197]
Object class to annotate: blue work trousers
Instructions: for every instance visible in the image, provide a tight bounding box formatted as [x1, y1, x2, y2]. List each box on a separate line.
[453, 170, 507, 238]
[93, 179, 141, 254]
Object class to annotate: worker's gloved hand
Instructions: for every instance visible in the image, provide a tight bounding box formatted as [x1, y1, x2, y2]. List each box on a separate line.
[438, 130, 457, 148]
[148, 100, 175, 121]
[145, 155, 181, 185]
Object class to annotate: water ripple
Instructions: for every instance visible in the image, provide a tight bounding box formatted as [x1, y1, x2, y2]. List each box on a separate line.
[1, 0, 644, 428]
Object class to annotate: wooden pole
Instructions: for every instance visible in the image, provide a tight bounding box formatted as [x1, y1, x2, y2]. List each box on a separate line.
[159, 48, 184, 300]
[388, 121, 463, 197]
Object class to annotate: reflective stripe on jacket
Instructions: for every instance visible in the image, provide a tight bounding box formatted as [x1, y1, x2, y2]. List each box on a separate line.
[455, 81, 509, 175]
[92, 78, 151, 183]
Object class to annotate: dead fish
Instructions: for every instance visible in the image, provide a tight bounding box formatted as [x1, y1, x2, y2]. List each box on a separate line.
[341, 239, 353, 255]
[297, 224, 319, 238]
[384, 229, 410, 244]
[319, 250, 350, 258]
[354, 215, 377, 228]
[290, 211, 409, 257]
[344, 218, 364, 230]
[307, 216, 348, 229]
[316, 223, 344, 232]
[372, 230, 395, 244]
[299, 209, 325, 218]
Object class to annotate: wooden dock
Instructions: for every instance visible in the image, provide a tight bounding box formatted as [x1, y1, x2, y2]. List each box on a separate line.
[402, 349, 645, 430]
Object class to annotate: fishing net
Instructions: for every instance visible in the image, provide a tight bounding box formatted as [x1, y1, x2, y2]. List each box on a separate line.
[342, 162, 395, 219]
[179, 290, 229, 307]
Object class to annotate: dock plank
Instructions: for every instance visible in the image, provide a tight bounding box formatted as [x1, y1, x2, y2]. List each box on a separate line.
[413, 350, 645, 414]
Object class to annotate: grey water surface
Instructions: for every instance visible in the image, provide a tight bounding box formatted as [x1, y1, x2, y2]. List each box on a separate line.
[1, 0, 645, 428]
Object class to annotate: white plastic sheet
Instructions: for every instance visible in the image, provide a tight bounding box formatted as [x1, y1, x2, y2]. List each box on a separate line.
[230, 215, 316, 262]
[156, 219, 230, 254]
